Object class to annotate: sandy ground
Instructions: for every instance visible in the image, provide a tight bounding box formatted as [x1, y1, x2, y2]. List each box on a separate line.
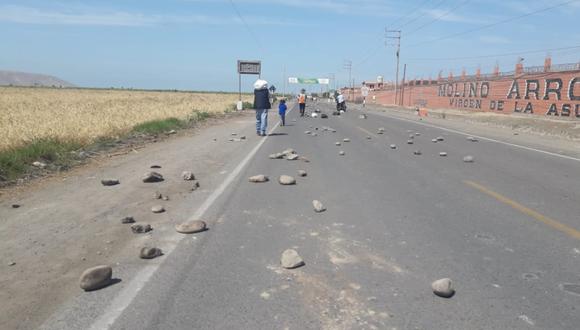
[0, 111, 259, 330]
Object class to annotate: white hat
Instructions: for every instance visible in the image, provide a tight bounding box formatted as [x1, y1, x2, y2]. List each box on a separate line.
[253, 79, 268, 90]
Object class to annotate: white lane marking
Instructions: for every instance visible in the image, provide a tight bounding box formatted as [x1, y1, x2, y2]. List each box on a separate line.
[377, 111, 580, 163]
[89, 108, 291, 330]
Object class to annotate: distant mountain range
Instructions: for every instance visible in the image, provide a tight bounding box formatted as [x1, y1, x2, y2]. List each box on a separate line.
[0, 70, 74, 87]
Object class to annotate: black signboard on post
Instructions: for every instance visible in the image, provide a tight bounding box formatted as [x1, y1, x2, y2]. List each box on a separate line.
[237, 60, 261, 109]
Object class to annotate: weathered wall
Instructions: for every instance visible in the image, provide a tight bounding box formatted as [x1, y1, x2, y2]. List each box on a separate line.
[352, 69, 580, 119]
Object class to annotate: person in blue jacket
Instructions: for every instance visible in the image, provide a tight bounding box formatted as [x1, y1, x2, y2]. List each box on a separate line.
[253, 79, 271, 136]
[278, 99, 287, 126]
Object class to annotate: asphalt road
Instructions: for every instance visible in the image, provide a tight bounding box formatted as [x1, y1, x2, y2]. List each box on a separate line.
[42, 102, 580, 330]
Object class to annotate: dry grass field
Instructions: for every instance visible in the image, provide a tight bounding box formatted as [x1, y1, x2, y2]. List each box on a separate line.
[0, 87, 251, 151]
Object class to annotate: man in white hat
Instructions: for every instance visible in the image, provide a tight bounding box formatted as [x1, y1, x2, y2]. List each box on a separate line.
[253, 79, 271, 136]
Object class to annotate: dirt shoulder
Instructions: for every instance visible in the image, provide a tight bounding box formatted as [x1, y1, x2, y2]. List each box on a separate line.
[0, 111, 259, 330]
[361, 104, 580, 159]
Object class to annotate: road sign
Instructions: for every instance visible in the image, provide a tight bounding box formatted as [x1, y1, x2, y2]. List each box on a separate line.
[361, 86, 370, 97]
[237, 60, 261, 75]
[288, 77, 330, 85]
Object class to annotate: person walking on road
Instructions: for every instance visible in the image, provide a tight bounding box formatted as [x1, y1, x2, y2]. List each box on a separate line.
[278, 98, 287, 126]
[298, 89, 306, 117]
[253, 79, 271, 136]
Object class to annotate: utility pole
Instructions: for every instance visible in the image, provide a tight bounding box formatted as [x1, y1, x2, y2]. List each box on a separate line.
[400, 64, 407, 106]
[282, 65, 286, 98]
[343, 60, 352, 101]
[385, 28, 401, 106]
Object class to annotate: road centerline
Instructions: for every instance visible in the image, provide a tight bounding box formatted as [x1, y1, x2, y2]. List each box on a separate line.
[464, 180, 580, 240]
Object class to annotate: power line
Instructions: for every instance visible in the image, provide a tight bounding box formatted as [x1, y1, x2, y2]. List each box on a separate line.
[227, 0, 265, 52]
[407, 44, 580, 61]
[407, 0, 580, 47]
[405, 0, 472, 37]
[389, 0, 434, 28]
[397, 0, 448, 29]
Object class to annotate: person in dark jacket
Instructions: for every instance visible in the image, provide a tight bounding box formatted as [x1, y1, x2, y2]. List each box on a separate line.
[253, 79, 271, 136]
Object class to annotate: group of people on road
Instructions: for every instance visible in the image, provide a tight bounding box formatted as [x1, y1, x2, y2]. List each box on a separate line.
[252, 79, 346, 136]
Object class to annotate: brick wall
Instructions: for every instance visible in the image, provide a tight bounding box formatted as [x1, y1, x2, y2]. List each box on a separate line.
[346, 67, 580, 119]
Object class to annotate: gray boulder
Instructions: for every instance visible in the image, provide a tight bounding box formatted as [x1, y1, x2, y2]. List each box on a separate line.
[79, 265, 112, 291]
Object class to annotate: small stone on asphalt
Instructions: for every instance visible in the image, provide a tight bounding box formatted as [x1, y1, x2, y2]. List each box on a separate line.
[175, 220, 207, 234]
[343, 138, 350, 142]
[249, 175, 269, 183]
[121, 216, 135, 224]
[79, 265, 113, 291]
[11, 204, 20, 209]
[151, 205, 165, 213]
[278, 175, 296, 185]
[286, 154, 299, 161]
[390, 144, 397, 149]
[432, 278, 455, 298]
[335, 142, 341, 146]
[142, 172, 164, 183]
[101, 179, 120, 186]
[281, 249, 305, 269]
[439, 152, 448, 157]
[140, 247, 163, 259]
[339, 151, 345, 156]
[131, 224, 152, 233]
[313, 200, 326, 213]
[414, 150, 422, 155]
[181, 171, 195, 181]
[463, 155, 475, 163]
[298, 170, 307, 177]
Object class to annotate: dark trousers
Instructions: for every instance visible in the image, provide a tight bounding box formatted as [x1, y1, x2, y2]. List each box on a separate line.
[299, 103, 305, 116]
[279, 113, 286, 126]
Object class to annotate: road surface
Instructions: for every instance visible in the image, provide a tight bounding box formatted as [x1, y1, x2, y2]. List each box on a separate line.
[39, 102, 580, 329]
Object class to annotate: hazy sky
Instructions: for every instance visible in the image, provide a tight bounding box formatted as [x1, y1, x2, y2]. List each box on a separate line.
[1, 0, 579, 92]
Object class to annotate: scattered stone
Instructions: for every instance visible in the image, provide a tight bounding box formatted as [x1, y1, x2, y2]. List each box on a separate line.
[79, 265, 113, 291]
[162, 195, 169, 201]
[313, 200, 326, 213]
[514, 132, 519, 135]
[312, 133, 318, 137]
[121, 216, 135, 224]
[142, 172, 164, 183]
[463, 155, 475, 163]
[378, 127, 385, 132]
[305, 131, 311, 135]
[167, 130, 177, 135]
[298, 170, 307, 177]
[151, 205, 165, 213]
[282, 148, 295, 156]
[11, 204, 20, 209]
[431, 278, 455, 298]
[101, 179, 120, 186]
[335, 142, 341, 146]
[366, 136, 372, 140]
[407, 140, 414, 144]
[413, 150, 422, 155]
[181, 171, 195, 181]
[321, 114, 328, 119]
[359, 114, 367, 119]
[299, 156, 310, 163]
[269, 153, 284, 159]
[175, 220, 207, 234]
[343, 138, 351, 142]
[339, 151, 345, 156]
[228, 138, 234, 142]
[240, 135, 246, 140]
[150, 165, 162, 169]
[415, 132, 421, 136]
[431, 139, 438, 143]
[286, 154, 300, 161]
[292, 119, 297, 122]
[231, 133, 237, 136]
[467, 136, 478, 142]
[32, 161, 47, 168]
[190, 180, 200, 191]
[278, 175, 296, 185]
[439, 152, 448, 157]
[153, 191, 162, 199]
[409, 134, 415, 139]
[140, 247, 163, 259]
[281, 249, 305, 269]
[437, 136, 444, 141]
[389, 144, 397, 149]
[131, 224, 152, 234]
[377, 131, 384, 135]
[249, 175, 269, 183]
